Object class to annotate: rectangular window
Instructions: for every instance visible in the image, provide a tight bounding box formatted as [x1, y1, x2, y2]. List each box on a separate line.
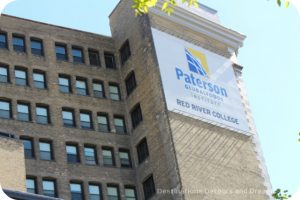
[120, 40, 131, 65]
[66, 144, 80, 163]
[70, 183, 83, 200]
[76, 78, 88, 96]
[93, 80, 104, 98]
[26, 178, 37, 194]
[21, 138, 34, 159]
[114, 116, 126, 134]
[62, 109, 75, 127]
[36, 105, 50, 124]
[55, 43, 68, 61]
[31, 38, 44, 56]
[131, 104, 143, 128]
[84, 146, 97, 165]
[109, 84, 120, 101]
[72, 47, 84, 63]
[89, 184, 102, 200]
[89, 49, 101, 66]
[119, 149, 131, 168]
[0, 32, 8, 49]
[102, 147, 115, 167]
[0, 100, 11, 119]
[42, 179, 56, 197]
[0, 65, 9, 83]
[80, 111, 92, 129]
[107, 185, 119, 200]
[104, 52, 116, 69]
[125, 186, 137, 200]
[39, 141, 53, 161]
[33, 71, 46, 89]
[137, 138, 149, 164]
[13, 35, 26, 52]
[17, 102, 31, 121]
[15, 68, 28, 86]
[59, 75, 72, 93]
[143, 176, 156, 200]
[97, 114, 109, 132]
[125, 71, 137, 96]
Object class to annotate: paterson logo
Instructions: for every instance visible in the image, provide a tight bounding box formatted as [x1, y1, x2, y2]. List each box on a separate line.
[175, 47, 228, 97]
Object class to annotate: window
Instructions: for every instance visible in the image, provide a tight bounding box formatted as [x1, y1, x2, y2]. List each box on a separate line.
[107, 185, 119, 200]
[0, 99, 11, 119]
[114, 116, 126, 134]
[131, 104, 143, 128]
[17, 102, 31, 121]
[143, 175, 156, 200]
[66, 144, 80, 163]
[42, 179, 56, 197]
[13, 35, 26, 52]
[119, 149, 132, 168]
[93, 80, 104, 98]
[125, 186, 137, 200]
[15, 68, 28, 86]
[36, 105, 50, 124]
[31, 38, 44, 56]
[59, 75, 72, 93]
[70, 182, 83, 200]
[80, 111, 93, 129]
[125, 71, 137, 96]
[97, 114, 109, 132]
[137, 138, 149, 164]
[33, 70, 46, 89]
[55, 43, 68, 61]
[26, 178, 37, 194]
[62, 108, 75, 127]
[102, 147, 115, 167]
[89, 184, 102, 200]
[104, 52, 116, 69]
[109, 84, 120, 101]
[72, 47, 84, 63]
[84, 146, 97, 165]
[0, 65, 9, 83]
[89, 49, 101, 66]
[76, 78, 88, 96]
[39, 141, 53, 161]
[21, 138, 34, 159]
[0, 32, 8, 49]
[120, 40, 131, 65]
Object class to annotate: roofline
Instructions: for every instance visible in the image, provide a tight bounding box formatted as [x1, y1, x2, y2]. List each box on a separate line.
[1, 14, 113, 39]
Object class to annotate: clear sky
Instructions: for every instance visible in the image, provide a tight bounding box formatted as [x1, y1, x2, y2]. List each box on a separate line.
[3, 0, 300, 196]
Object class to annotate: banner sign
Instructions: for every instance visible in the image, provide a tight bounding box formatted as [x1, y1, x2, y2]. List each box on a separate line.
[151, 28, 249, 132]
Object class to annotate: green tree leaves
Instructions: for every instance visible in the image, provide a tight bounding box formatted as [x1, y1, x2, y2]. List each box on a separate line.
[277, 0, 290, 8]
[272, 189, 292, 199]
[132, 0, 198, 15]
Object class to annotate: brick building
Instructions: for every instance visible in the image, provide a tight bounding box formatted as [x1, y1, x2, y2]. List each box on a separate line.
[0, 1, 272, 200]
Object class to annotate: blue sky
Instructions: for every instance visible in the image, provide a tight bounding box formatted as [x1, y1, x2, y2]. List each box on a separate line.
[3, 0, 300, 196]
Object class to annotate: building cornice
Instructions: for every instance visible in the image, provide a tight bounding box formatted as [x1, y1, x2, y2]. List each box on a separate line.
[149, 3, 246, 52]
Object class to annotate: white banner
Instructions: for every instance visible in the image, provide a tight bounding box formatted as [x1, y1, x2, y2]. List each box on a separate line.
[151, 28, 250, 133]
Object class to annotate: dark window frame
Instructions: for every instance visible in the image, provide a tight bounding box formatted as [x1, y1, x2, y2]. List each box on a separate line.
[76, 77, 89, 96]
[125, 71, 137, 96]
[119, 148, 132, 168]
[143, 175, 156, 200]
[79, 110, 93, 130]
[104, 52, 116, 69]
[130, 103, 143, 129]
[33, 69, 47, 89]
[124, 185, 137, 200]
[106, 184, 120, 200]
[0, 64, 10, 83]
[0, 32, 8, 49]
[58, 74, 72, 93]
[119, 40, 131, 65]
[35, 104, 50, 125]
[88, 183, 102, 200]
[92, 80, 105, 98]
[70, 181, 84, 200]
[55, 43, 68, 61]
[39, 140, 54, 161]
[15, 67, 29, 86]
[42, 178, 57, 198]
[30, 38, 44, 56]
[0, 98, 12, 119]
[62, 108, 76, 128]
[109, 83, 121, 101]
[136, 138, 149, 164]
[26, 176, 37, 194]
[17, 101, 31, 122]
[20, 137, 35, 159]
[66, 143, 80, 164]
[113, 115, 126, 134]
[97, 113, 110, 133]
[88, 49, 101, 66]
[102, 147, 115, 167]
[12, 34, 26, 53]
[72, 46, 84, 64]
[84, 145, 98, 165]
